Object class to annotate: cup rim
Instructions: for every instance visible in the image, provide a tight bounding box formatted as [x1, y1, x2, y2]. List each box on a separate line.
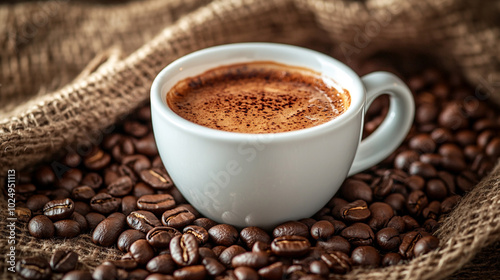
[151, 42, 365, 141]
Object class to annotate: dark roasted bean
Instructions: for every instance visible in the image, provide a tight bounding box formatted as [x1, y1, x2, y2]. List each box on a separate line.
[425, 179, 448, 200]
[409, 161, 437, 178]
[272, 221, 309, 238]
[127, 210, 162, 233]
[26, 195, 50, 212]
[413, 235, 440, 257]
[109, 259, 138, 270]
[406, 190, 428, 216]
[317, 235, 351, 254]
[340, 223, 374, 247]
[399, 231, 423, 259]
[240, 226, 271, 249]
[173, 265, 207, 280]
[271, 235, 310, 257]
[84, 149, 111, 170]
[183, 225, 209, 244]
[16, 207, 32, 223]
[232, 252, 268, 268]
[71, 212, 88, 232]
[310, 220, 335, 240]
[137, 194, 175, 215]
[384, 193, 406, 213]
[208, 224, 239, 246]
[219, 245, 246, 267]
[258, 262, 285, 279]
[409, 134, 436, 153]
[122, 154, 151, 173]
[170, 233, 200, 266]
[162, 206, 196, 229]
[340, 200, 371, 222]
[54, 219, 80, 238]
[372, 174, 394, 199]
[140, 168, 173, 189]
[17, 257, 52, 280]
[203, 257, 226, 276]
[107, 176, 133, 197]
[35, 166, 56, 186]
[422, 201, 441, 220]
[441, 195, 461, 214]
[92, 263, 117, 280]
[133, 182, 155, 198]
[199, 247, 217, 259]
[423, 218, 439, 233]
[387, 216, 406, 233]
[92, 212, 126, 246]
[351, 246, 380, 267]
[90, 193, 121, 214]
[71, 186, 95, 201]
[81, 173, 102, 190]
[121, 195, 137, 216]
[402, 215, 420, 231]
[134, 134, 158, 157]
[146, 254, 175, 274]
[117, 229, 146, 252]
[85, 212, 105, 231]
[234, 266, 259, 280]
[394, 150, 419, 170]
[368, 202, 394, 231]
[74, 201, 91, 216]
[50, 250, 78, 273]
[382, 252, 402, 266]
[339, 179, 373, 202]
[376, 227, 401, 251]
[55, 178, 79, 192]
[146, 226, 181, 248]
[43, 198, 75, 221]
[320, 251, 353, 274]
[130, 239, 155, 265]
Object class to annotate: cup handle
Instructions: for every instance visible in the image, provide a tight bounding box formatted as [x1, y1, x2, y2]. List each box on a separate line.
[348, 72, 415, 176]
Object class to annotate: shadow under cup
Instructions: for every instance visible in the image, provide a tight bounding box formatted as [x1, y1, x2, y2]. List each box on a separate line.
[151, 43, 367, 228]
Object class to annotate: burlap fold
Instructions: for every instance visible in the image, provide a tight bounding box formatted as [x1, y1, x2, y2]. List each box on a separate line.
[1, 0, 500, 279]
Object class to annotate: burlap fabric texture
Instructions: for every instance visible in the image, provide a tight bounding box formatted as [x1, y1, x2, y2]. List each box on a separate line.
[1, 0, 499, 279]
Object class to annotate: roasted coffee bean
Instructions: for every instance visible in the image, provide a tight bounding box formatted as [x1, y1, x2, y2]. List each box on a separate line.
[16, 207, 32, 222]
[72, 201, 90, 216]
[423, 219, 439, 233]
[384, 193, 406, 213]
[167, 187, 188, 204]
[416, 103, 438, 124]
[26, 194, 50, 212]
[140, 168, 173, 189]
[372, 174, 394, 199]
[199, 247, 217, 259]
[320, 251, 353, 274]
[381, 252, 402, 266]
[81, 173, 102, 190]
[351, 246, 380, 267]
[425, 179, 448, 200]
[231, 252, 268, 268]
[376, 227, 401, 251]
[127, 210, 162, 233]
[146, 226, 180, 248]
[28, 215, 55, 238]
[170, 233, 200, 266]
[409, 161, 437, 178]
[486, 137, 500, 157]
[399, 231, 423, 259]
[213, 245, 228, 258]
[124, 120, 149, 137]
[85, 212, 105, 231]
[92, 212, 126, 246]
[340, 223, 375, 247]
[54, 219, 80, 238]
[43, 198, 75, 221]
[402, 215, 420, 231]
[50, 249, 78, 272]
[430, 127, 454, 144]
[35, 166, 56, 186]
[162, 206, 196, 228]
[234, 266, 259, 280]
[145, 273, 174, 280]
[122, 154, 151, 173]
[317, 235, 351, 254]
[104, 169, 120, 187]
[413, 235, 440, 257]
[368, 202, 394, 231]
[203, 257, 226, 276]
[457, 171, 478, 192]
[394, 150, 419, 170]
[118, 229, 146, 252]
[71, 186, 95, 201]
[252, 241, 271, 254]
[329, 197, 348, 220]
[62, 152, 82, 168]
[84, 149, 111, 170]
[310, 220, 335, 240]
[92, 263, 117, 280]
[107, 176, 133, 197]
[441, 195, 461, 214]
[130, 239, 155, 265]
[112, 137, 135, 162]
[173, 265, 207, 280]
[71, 212, 88, 232]
[137, 194, 175, 215]
[271, 235, 310, 257]
[128, 268, 150, 280]
[121, 195, 137, 216]
[272, 221, 309, 238]
[441, 155, 466, 172]
[109, 259, 138, 270]
[208, 224, 239, 246]
[183, 225, 209, 244]
[133, 182, 155, 198]
[63, 168, 83, 183]
[90, 193, 121, 214]
[340, 200, 371, 222]
[422, 201, 441, 220]
[50, 188, 72, 200]
[339, 179, 373, 203]
[134, 134, 158, 157]
[61, 270, 92, 280]
[409, 134, 436, 153]
[420, 153, 442, 167]
[56, 178, 79, 192]
[439, 102, 468, 130]
[240, 226, 271, 249]
[16, 257, 52, 280]
[387, 216, 406, 233]
[406, 190, 428, 216]
[309, 260, 329, 276]
[219, 245, 246, 267]
[146, 254, 176, 274]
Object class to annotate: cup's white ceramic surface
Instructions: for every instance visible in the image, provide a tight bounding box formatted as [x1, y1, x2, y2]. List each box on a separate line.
[151, 43, 414, 228]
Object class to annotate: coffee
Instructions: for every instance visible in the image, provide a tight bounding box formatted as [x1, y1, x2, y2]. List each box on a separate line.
[166, 61, 350, 133]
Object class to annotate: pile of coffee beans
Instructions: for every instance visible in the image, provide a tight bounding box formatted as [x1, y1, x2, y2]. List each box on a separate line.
[12, 66, 500, 280]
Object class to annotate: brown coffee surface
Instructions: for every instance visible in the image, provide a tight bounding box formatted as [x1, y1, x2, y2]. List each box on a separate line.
[167, 61, 350, 133]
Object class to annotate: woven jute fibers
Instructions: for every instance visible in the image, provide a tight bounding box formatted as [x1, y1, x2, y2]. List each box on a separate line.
[1, 0, 500, 279]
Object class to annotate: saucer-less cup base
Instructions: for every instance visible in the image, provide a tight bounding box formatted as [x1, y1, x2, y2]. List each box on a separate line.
[151, 43, 414, 228]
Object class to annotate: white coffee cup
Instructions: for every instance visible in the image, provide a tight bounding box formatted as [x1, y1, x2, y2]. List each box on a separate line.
[151, 43, 414, 228]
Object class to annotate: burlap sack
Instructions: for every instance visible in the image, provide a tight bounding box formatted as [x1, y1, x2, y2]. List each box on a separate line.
[1, 0, 499, 279]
